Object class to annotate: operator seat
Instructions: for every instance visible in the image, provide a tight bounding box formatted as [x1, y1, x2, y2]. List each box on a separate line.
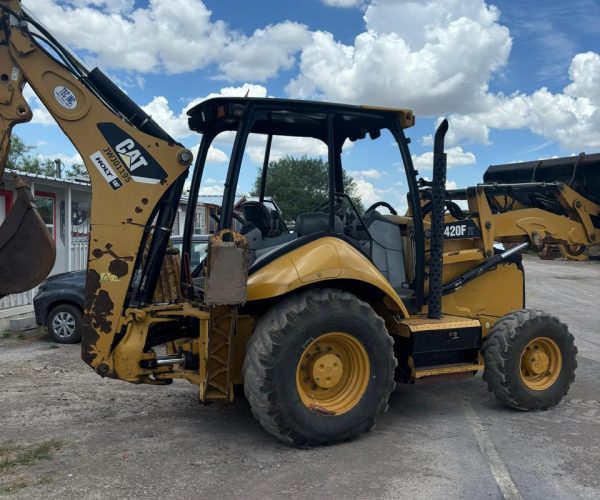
[250, 212, 343, 267]
[360, 210, 408, 291]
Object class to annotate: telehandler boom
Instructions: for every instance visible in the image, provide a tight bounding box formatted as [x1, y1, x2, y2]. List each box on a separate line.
[1, 1, 598, 446]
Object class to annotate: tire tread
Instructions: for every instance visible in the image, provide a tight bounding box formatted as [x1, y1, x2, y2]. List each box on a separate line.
[482, 309, 577, 410]
[243, 288, 396, 447]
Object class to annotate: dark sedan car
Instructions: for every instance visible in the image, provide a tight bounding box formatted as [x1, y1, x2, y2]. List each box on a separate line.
[34, 270, 86, 344]
[34, 235, 209, 343]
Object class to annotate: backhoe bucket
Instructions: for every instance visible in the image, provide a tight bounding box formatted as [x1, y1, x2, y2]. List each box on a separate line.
[0, 176, 56, 298]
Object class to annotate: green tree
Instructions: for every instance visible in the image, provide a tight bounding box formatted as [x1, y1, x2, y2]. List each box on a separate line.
[18, 156, 59, 176]
[65, 162, 88, 178]
[5, 135, 86, 178]
[6, 135, 33, 170]
[251, 155, 363, 221]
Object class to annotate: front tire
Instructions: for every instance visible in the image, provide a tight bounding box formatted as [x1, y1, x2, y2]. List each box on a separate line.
[243, 288, 396, 447]
[482, 309, 577, 410]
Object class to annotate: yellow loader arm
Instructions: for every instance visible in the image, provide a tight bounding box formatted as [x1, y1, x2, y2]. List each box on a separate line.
[0, 1, 192, 371]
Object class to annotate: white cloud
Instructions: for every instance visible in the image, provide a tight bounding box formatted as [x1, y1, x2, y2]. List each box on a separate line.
[219, 23, 312, 81]
[321, 0, 363, 7]
[245, 135, 328, 164]
[434, 51, 600, 151]
[21, 0, 600, 157]
[190, 143, 229, 164]
[23, 0, 310, 80]
[412, 146, 477, 171]
[199, 185, 225, 196]
[141, 83, 268, 140]
[197, 177, 225, 195]
[423, 115, 490, 147]
[23, 85, 56, 126]
[35, 151, 83, 168]
[141, 96, 191, 140]
[207, 147, 228, 163]
[200, 83, 269, 101]
[111, 82, 329, 163]
[564, 52, 600, 104]
[23, 80, 268, 145]
[283, 0, 600, 152]
[348, 169, 385, 179]
[287, 0, 511, 115]
[354, 178, 393, 207]
[348, 168, 399, 211]
[65, 1, 135, 14]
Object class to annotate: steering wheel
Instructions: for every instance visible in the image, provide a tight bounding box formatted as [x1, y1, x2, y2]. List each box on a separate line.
[421, 200, 466, 220]
[365, 201, 398, 216]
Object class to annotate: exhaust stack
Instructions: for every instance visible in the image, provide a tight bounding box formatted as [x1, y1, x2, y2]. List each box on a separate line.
[427, 119, 448, 319]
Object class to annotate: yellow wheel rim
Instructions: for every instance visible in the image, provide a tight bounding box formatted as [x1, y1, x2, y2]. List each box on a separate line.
[519, 337, 562, 391]
[296, 332, 370, 415]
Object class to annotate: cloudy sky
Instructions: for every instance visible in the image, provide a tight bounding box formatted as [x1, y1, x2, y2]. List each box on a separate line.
[17, 0, 600, 209]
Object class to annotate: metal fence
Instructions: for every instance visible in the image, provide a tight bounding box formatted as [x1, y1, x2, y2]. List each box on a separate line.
[71, 238, 88, 272]
[0, 288, 35, 310]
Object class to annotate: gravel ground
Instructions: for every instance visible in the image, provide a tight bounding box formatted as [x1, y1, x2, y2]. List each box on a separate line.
[0, 256, 599, 499]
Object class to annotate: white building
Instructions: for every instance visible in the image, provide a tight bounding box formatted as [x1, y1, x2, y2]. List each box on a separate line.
[1, 171, 91, 329]
[0, 172, 227, 329]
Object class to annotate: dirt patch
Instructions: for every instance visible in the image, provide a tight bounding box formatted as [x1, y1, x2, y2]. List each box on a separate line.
[0, 440, 61, 496]
[0, 259, 599, 499]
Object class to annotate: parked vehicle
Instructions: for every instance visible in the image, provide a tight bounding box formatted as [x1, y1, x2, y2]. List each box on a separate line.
[34, 270, 86, 344]
[34, 235, 208, 343]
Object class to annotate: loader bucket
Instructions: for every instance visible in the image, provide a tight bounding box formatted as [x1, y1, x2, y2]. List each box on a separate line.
[484, 152, 600, 206]
[0, 176, 56, 298]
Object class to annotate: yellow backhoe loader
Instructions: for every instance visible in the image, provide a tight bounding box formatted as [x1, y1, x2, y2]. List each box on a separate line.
[1, 1, 599, 446]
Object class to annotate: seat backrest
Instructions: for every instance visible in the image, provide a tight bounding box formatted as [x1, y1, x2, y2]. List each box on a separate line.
[363, 212, 407, 289]
[295, 212, 343, 237]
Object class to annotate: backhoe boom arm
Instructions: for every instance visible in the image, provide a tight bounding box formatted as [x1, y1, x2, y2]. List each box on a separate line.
[0, 0, 192, 375]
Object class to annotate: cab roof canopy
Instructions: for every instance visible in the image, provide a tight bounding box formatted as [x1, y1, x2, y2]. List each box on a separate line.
[187, 97, 415, 143]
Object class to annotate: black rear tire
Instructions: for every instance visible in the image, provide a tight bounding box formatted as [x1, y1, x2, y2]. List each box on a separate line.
[243, 288, 396, 447]
[482, 309, 577, 410]
[47, 304, 83, 344]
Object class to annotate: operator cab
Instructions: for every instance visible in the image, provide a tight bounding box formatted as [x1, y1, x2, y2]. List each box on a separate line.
[184, 98, 425, 311]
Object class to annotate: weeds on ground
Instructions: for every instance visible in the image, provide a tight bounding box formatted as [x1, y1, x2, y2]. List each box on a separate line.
[1, 330, 10, 339]
[0, 475, 54, 495]
[0, 440, 62, 471]
[0, 477, 29, 494]
[48, 344, 59, 350]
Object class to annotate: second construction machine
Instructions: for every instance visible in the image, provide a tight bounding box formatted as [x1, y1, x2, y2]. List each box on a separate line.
[0, 1, 599, 446]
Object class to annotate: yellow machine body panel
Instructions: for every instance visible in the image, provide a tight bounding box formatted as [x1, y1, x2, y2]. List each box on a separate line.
[247, 236, 411, 318]
[442, 263, 524, 331]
